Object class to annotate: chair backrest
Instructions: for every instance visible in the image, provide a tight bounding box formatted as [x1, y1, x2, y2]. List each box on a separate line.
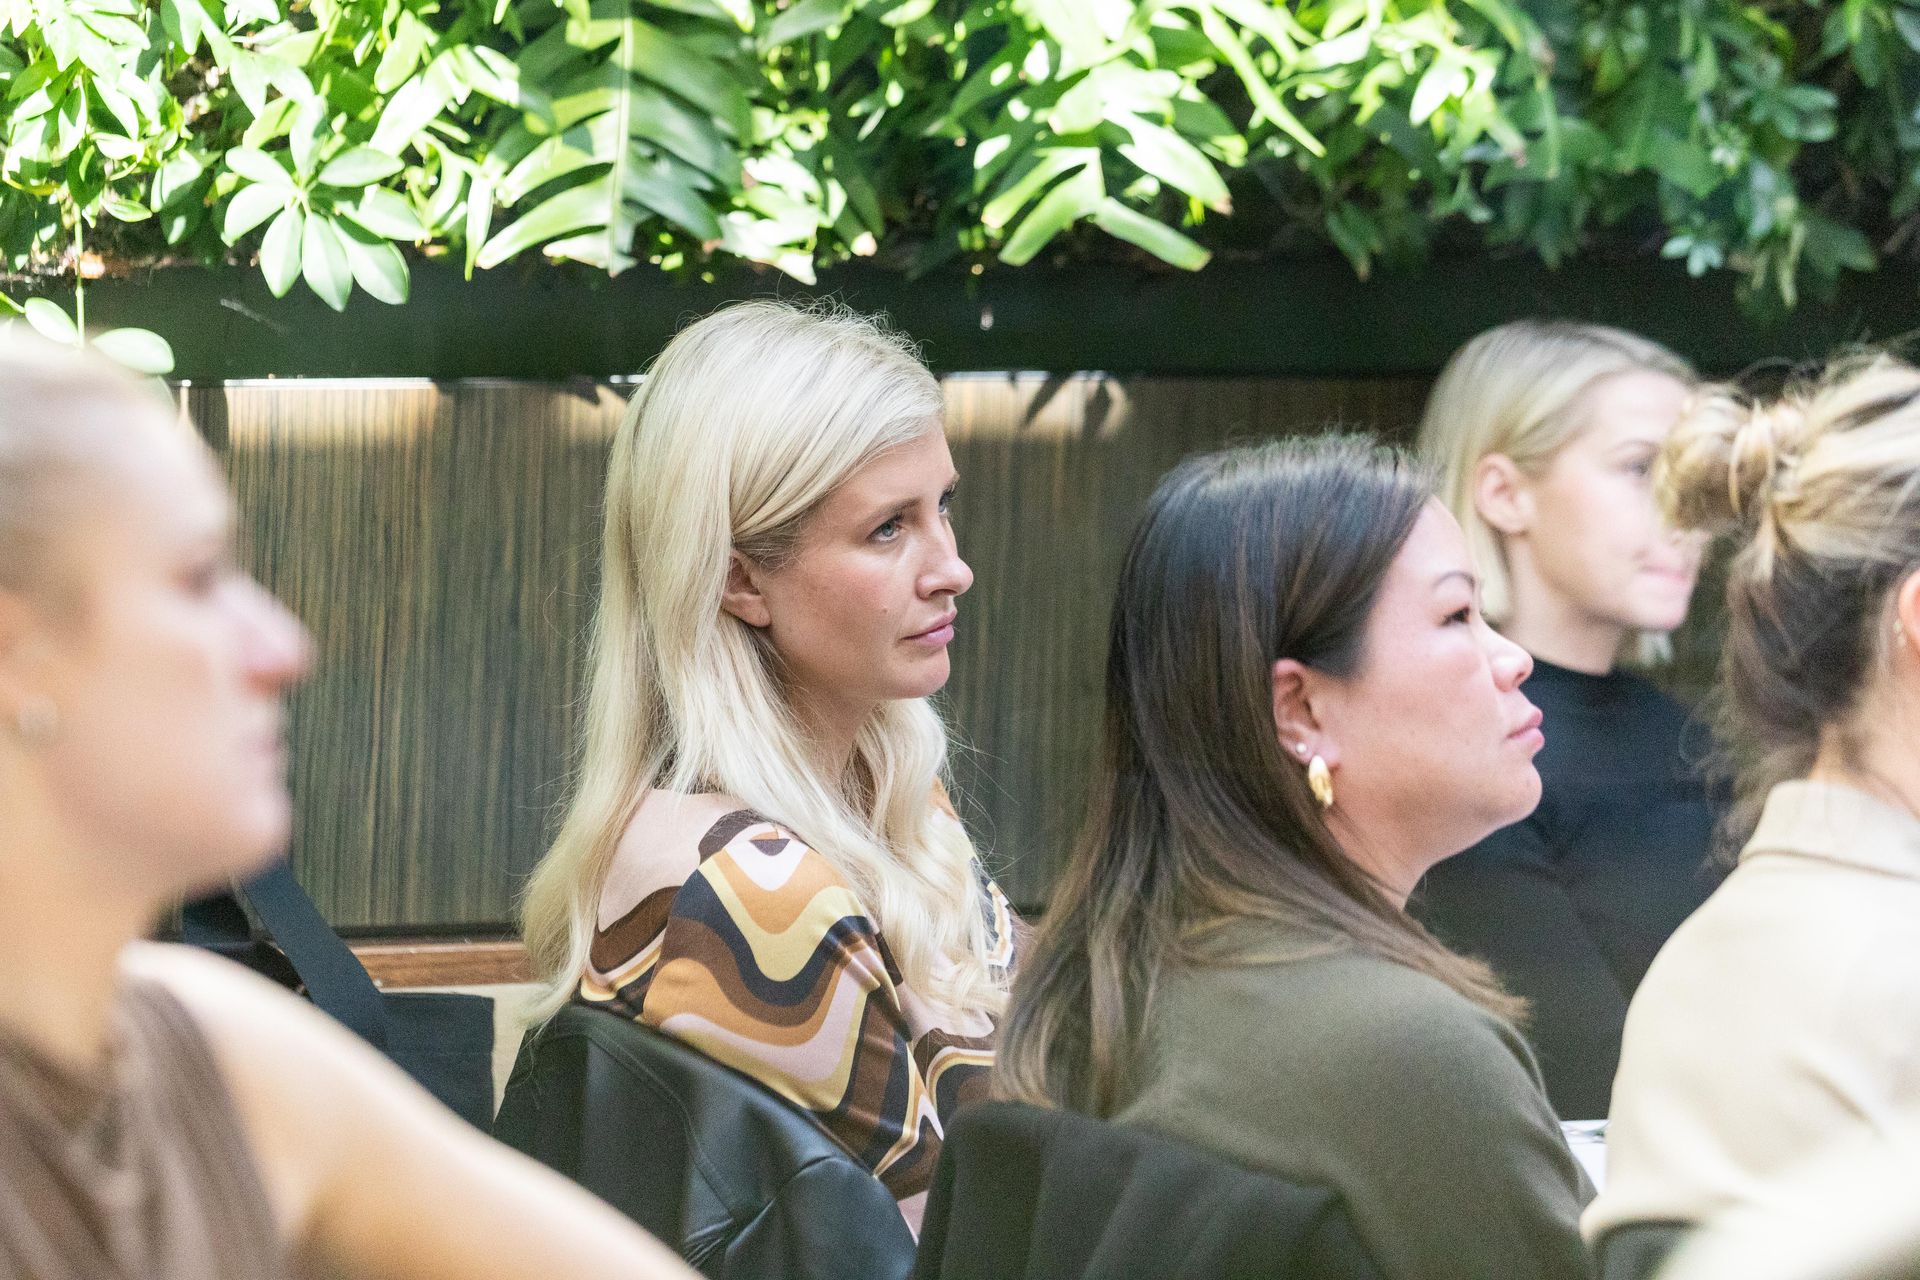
[912, 1100, 1386, 1280]
[494, 1004, 915, 1280]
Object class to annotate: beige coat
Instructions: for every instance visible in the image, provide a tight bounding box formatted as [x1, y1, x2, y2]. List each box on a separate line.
[1587, 780, 1920, 1244]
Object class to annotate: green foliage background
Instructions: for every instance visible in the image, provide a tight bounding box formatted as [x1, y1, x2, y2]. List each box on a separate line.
[3, 0, 1918, 328]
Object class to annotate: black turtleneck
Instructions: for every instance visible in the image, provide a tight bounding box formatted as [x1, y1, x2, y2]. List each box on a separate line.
[1409, 657, 1724, 1121]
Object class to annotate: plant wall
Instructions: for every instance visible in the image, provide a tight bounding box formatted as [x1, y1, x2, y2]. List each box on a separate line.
[2, 0, 1917, 365]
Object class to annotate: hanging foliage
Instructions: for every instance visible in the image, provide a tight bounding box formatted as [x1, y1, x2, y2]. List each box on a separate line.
[0, 0, 1915, 339]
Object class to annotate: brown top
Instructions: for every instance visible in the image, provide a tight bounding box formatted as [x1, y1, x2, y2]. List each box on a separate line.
[0, 976, 285, 1280]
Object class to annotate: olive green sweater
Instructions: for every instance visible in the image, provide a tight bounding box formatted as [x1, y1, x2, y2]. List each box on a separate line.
[1114, 922, 1593, 1280]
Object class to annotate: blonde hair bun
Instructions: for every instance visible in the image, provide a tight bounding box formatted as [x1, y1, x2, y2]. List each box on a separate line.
[1656, 351, 1920, 856]
[1657, 388, 1786, 534]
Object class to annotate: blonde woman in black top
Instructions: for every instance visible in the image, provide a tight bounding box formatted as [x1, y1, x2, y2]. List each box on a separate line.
[1412, 320, 1722, 1121]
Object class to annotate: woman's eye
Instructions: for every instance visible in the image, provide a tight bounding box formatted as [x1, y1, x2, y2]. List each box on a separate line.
[872, 517, 903, 542]
[1625, 458, 1654, 479]
[1446, 606, 1472, 625]
[939, 487, 957, 515]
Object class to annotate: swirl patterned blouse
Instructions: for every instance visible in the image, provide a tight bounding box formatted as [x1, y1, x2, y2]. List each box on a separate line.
[576, 800, 1018, 1226]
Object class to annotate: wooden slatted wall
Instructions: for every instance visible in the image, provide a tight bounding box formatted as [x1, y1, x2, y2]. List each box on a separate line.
[201, 374, 1444, 930]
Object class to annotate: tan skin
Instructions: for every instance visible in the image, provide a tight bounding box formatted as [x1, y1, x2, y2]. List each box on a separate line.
[1474, 369, 1705, 674]
[1271, 503, 1544, 904]
[0, 406, 694, 1280]
[719, 427, 972, 779]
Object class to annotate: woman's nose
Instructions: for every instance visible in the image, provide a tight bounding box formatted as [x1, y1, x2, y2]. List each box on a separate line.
[242, 579, 314, 688]
[1488, 628, 1533, 691]
[923, 524, 973, 599]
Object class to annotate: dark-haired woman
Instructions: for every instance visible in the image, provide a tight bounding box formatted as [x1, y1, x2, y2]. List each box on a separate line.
[1587, 358, 1920, 1250]
[995, 438, 1592, 1280]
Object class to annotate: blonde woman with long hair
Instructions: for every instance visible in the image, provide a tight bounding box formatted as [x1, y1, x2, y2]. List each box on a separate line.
[521, 301, 1016, 1234]
[1409, 320, 1721, 1122]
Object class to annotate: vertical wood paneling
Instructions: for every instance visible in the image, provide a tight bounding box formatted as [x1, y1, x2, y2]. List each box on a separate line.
[206, 374, 1431, 929]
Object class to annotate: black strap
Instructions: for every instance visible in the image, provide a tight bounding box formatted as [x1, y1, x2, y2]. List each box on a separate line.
[181, 861, 391, 1052]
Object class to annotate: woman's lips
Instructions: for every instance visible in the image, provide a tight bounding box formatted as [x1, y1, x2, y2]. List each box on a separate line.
[1641, 565, 1696, 586]
[905, 613, 957, 646]
[1508, 705, 1545, 748]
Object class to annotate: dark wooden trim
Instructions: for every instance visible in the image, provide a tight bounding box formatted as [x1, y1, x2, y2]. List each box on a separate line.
[56, 254, 1920, 382]
[352, 940, 533, 988]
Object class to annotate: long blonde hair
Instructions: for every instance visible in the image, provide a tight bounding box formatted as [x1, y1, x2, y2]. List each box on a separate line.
[1660, 354, 1920, 851]
[1418, 319, 1695, 665]
[521, 300, 1003, 1025]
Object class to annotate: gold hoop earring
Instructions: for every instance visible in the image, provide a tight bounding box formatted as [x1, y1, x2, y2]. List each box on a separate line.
[1307, 755, 1334, 810]
[13, 696, 58, 748]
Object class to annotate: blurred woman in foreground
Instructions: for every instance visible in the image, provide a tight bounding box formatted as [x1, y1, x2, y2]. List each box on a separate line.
[0, 338, 694, 1280]
[1589, 354, 1920, 1262]
[995, 436, 1591, 1280]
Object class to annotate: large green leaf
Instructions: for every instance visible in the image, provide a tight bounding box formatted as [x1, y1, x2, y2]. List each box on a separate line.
[260, 207, 304, 297]
[338, 221, 411, 304]
[339, 188, 427, 241]
[1116, 116, 1231, 211]
[983, 147, 1099, 229]
[477, 180, 605, 268]
[1000, 162, 1105, 265]
[368, 62, 456, 156]
[1089, 198, 1210, 268]
[223, 182, 284, 242]
[482, 0, 754, 275]
[23, 298, 77, 345]
[91, 327, 176, 375]
[301, 214, 354, 311]
[763, 0, 844, 46]
[318, 147, 405, 187]
[226, 146, 294, 187]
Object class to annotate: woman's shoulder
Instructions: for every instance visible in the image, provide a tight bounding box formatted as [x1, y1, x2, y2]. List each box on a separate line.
[1168, 943, 1535, 1088]
[599, 791, 846, 921]
[607, 790, 876, 924]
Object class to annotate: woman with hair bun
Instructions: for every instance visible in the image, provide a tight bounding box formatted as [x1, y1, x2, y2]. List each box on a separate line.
[1587, 355, 1920, 1260]
[1412, 319, 1721, 1123]
[520, 301, 1016, 1235]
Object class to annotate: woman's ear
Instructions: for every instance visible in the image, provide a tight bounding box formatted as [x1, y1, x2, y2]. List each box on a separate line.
[719, 551, 773, 629]
[1473, 453, 1535, 538]
[1272, 658, 1338, 767]
[1893, 569, 1920, 665]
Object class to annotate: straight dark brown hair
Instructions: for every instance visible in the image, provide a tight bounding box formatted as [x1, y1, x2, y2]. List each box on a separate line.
[994, 435, 1520, 1117]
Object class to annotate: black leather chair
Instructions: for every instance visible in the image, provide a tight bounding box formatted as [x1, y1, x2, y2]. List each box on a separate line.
[912, 1100, 1387, 1280]
[494, 1003, 915, 1280]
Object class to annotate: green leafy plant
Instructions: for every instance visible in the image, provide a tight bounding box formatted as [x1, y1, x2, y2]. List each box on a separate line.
[1, 0, 1916, 328]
